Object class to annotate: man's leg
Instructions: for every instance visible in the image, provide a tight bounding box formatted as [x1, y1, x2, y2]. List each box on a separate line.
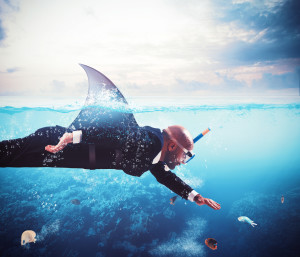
[0, 126, 67, 167]
[53, 144, 117, 170]
[1, 125, 119, 170]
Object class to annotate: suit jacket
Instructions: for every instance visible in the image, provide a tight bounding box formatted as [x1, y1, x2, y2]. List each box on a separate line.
[78, 124, 193, 199]
[0, 125, 193, 199]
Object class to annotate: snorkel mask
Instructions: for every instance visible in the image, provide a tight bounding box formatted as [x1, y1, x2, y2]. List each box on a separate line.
[165, 127, 211, 164]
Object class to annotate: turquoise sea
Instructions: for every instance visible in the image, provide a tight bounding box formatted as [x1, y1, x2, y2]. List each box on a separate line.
[0, 96, 300, 257]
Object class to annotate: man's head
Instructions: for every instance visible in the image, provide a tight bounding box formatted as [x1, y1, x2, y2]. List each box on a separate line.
[161, 125, 194, 170]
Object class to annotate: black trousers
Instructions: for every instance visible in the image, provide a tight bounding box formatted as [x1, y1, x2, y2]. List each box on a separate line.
[0, 126, 116, 169]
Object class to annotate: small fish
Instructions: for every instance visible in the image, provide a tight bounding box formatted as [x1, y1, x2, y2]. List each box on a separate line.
[281, 195, 284, 204]
[205, 238, 217, 250]
[238, 216, 257, 227]
[71, 199, 81, 205]
[21, 230, 36, 246]
[170, 196, 178, 205]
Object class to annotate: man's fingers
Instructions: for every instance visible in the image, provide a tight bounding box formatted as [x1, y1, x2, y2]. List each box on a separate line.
[211, 204, 220, 210]
[45, 145, 57, 153]
[45, 145, 52, 151]
[195, 198, 221, 210]
[213, 204, 221, 210]
[45, 145, 60, 153]
[212, 201, 221, 208]
[211, 202, 221, 210]
[45, 142, 68, 153]
[207, 199, 221, 210]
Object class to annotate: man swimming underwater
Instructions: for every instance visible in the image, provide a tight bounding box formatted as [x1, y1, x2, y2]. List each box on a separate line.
[0, 64, 220, 210]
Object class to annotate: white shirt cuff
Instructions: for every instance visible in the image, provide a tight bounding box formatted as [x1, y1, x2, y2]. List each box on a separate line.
[73, 130, 82, 144]
[164, 164, 170, 171]
[188, 190, 199, 202]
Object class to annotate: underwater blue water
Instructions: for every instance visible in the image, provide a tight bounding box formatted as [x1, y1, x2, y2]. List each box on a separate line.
[0, 97, 300, 257]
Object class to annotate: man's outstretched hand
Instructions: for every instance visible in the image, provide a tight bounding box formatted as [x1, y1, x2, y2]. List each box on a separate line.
[45, 133, 73, 153]
[194, 194, 221, 210]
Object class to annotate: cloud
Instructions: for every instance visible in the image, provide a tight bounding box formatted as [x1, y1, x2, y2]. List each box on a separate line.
[0, 19, 5, 42]
[182, 76, 244, 91]
[3, 0, 20, 11]
[6, 67, 19, 73]
[216, 59, 299, 89]
[218, 0, 300, 62]
[0, 0, 298, 98]
[0, 0, 20, 43]
[50, 80, 66, 91]
[223, 39, 300, 63]
[174, 73, 246, 94]
[172, 59, 300, 95]
[175, 79, 210, 92]
[125, 83, 142, 90]
[0, 90, 25, 96]
[150, 218, 207, 257]
[252, 70, 299, 90]
[0, 66, 19, 73]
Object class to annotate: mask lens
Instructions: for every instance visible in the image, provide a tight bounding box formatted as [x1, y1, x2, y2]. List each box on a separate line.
[184, 152, 195, 164]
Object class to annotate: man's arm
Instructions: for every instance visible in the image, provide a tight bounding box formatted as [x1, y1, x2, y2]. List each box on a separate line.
[150, 161, 192, 200]
[45, 132, 73, 153]
[45, 126, 153, 154]
[150, 162, 221, 210]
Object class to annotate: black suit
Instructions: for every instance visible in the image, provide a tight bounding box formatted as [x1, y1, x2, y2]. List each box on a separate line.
[0, 124, 193, 199]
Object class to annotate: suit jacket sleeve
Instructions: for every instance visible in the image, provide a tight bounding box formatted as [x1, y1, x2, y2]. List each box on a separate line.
[79, 125, 123, 148]
[150, 161, 193, 200]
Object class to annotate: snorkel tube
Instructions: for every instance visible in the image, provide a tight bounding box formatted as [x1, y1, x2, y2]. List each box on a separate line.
[186, 128, 211, 163]
[193, 128, 211, 143]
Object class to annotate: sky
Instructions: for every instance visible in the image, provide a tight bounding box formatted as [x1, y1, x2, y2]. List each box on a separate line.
[0, 0, 299, 100]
